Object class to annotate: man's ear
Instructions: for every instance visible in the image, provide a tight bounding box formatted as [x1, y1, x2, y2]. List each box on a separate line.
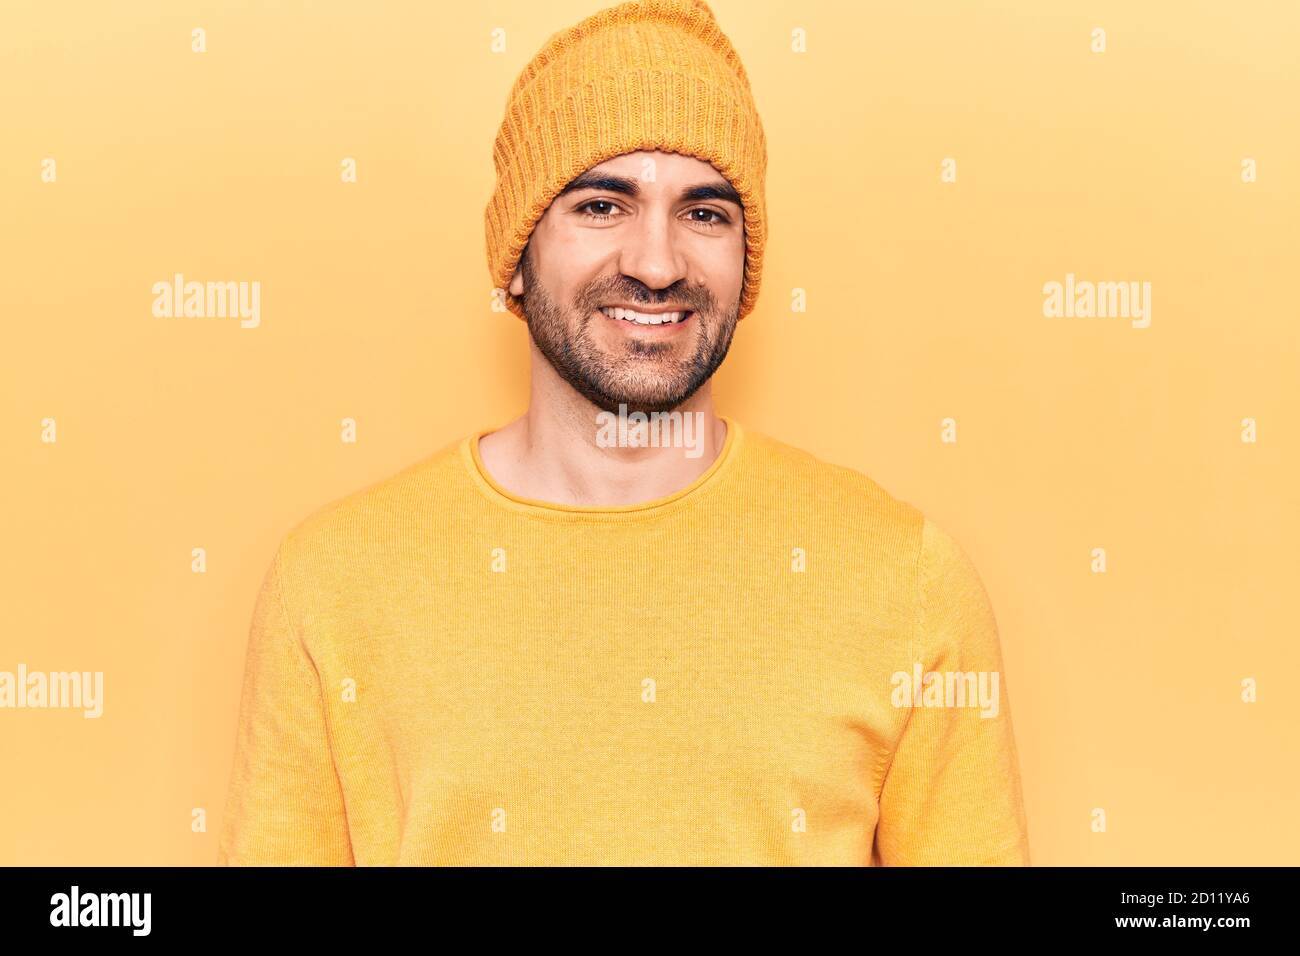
[508, 242, 532, 298]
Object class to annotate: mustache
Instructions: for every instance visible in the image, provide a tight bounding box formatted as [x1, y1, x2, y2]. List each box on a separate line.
[581, 286, 713, 313]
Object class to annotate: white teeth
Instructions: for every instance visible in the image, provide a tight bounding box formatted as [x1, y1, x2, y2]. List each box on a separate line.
[599, 306, 688, 325]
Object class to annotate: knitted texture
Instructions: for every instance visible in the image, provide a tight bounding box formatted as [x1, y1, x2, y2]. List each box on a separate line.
[484, 0, 768, 321]
[217, 417, 1031, 865]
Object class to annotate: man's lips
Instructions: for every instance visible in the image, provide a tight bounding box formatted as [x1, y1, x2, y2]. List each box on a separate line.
[595, 305, 694, 328]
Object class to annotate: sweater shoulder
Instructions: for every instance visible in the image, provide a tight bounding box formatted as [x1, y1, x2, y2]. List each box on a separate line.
[737, 425, 925, 536]
[740, 430, 991, 606]
[274, 436, 466, 573]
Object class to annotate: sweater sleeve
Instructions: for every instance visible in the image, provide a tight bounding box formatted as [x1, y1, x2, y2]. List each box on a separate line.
[873, 517, 1031, 866]
[217, 545, 355, 865]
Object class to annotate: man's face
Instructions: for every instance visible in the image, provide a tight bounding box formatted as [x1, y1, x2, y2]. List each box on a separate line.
[509, 150, 745, 416]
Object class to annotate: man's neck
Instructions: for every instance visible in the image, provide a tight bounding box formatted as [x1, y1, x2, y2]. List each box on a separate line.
[476, 356, 728, 508]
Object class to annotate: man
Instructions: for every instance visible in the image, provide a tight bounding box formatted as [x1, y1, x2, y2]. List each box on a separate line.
[218, 0, 1030, 866]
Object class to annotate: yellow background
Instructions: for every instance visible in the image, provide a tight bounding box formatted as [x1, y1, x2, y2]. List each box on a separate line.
[2, 0, 1297, 865]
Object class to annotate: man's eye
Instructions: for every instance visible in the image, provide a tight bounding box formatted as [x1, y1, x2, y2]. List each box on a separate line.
[579, 200, 620, 220]
[688, 208, 729, 228]
[578, 202, 732, 226]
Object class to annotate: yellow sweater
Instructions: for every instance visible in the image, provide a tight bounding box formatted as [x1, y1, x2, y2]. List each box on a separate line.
[217, 416, 1031, 866]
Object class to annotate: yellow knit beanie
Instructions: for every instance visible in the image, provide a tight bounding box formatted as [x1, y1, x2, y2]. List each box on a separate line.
[485, 0, 767, 321]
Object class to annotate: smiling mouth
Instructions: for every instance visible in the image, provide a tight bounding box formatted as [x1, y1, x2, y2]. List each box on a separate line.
[597, 305, 693, 326]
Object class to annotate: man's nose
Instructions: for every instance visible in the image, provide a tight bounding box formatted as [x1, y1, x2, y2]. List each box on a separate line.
[616, 211, 688, 297]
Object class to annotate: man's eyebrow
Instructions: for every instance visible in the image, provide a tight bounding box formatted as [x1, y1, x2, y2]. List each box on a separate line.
[557, 172, 640, 198]
[680, 182, 743, 207]
[557, 172, 743, 208]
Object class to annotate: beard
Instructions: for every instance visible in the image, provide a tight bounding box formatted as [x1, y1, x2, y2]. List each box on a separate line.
[515, 246, 740, 417]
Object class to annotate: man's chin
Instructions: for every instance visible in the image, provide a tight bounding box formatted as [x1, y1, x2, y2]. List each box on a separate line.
[525, 311, 719, 418]
[585, 390, 692, 419]
[569, 356, 717, 417]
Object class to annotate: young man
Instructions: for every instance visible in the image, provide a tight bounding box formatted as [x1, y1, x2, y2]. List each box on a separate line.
[218, 0, 1031, 866]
